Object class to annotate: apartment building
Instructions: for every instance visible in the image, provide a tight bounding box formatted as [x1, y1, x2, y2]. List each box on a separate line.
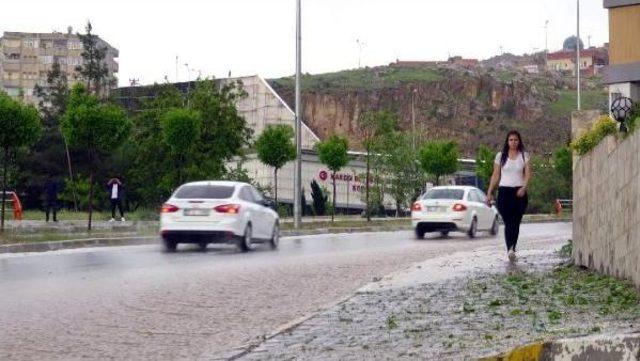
[0, 28, 118, 103]
[603, 0, 640, 102]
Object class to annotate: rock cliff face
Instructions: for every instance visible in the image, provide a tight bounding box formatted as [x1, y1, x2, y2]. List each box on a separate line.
[270, 66, 605, 156]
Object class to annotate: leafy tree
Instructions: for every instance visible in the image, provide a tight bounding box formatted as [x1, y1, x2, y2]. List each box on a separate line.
[378, 131, 424, 216]
[161, 108, 201, 185]
[317, 134, 349, 221]
[76, 21, 112, 97]
[476, 145, 496, 191]
[418, 140, 459, 186]
[61, 84, 131, 230]
[188, 80, 252, 179]
[527, 156, 571, 213]
[0, 93, 42, 229]
[310, 179, 327, 216]
[255, 124, 296, 208]
[553, 146, 572, 184]
[357, 110, 396, 221]
[18, 61, 79, 211]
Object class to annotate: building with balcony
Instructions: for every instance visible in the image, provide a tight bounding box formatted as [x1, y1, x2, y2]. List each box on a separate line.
[0, 28, 118, 103]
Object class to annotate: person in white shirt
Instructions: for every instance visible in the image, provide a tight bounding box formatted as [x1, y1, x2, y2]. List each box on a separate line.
[107, 177, 125, 222]
[486, 130, 532, 262]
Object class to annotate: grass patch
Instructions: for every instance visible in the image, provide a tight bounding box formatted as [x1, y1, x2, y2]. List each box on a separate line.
[549, 90, 608, 118]
[21, 209, 160, 221]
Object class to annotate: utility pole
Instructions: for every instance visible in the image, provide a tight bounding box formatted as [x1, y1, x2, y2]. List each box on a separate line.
[577, 0, 581, 110]
[294, 0, 302, 229]
[411, 88, 417, 151]
[356, 39, 365, 68]
[544, 20, 549, 69]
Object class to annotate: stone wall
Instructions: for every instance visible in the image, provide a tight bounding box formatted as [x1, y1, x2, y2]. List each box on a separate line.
[573, 128, 640, 286]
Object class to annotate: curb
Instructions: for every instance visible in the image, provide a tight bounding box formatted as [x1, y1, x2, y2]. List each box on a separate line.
[0, 236, 158, 254]
[479, 332, 640, 360]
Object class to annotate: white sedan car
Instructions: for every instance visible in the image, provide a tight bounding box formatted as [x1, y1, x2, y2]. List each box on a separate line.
[160, 181, 279, 252]
[411, 186, 499, 239]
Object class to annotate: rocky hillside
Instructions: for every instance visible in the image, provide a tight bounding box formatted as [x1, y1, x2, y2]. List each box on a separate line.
[269, 64, 607, 156]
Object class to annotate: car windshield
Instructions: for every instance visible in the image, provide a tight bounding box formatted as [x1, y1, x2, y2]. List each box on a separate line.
[422, 189, 464, 200]
[174, 185, 235, 199]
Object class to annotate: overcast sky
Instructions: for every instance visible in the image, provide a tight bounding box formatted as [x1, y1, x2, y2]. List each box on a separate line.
[2, 0, 609, 86]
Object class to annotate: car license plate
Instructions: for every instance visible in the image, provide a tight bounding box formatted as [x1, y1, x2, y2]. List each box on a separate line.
[427, 206, 444, 212]
[184, 208, 210, 216]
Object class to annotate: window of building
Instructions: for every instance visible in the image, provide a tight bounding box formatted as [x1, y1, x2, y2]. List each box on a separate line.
[53, 39, 67, 49]
[2, 39, 21, 48]
[67, 42, 82, 50]
[41, 55, 53, 64]
[23, 39, 38, 48]
[5, 88, 20, 96]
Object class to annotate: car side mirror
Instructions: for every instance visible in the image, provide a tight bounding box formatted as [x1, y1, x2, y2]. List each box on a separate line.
[262, 198, 275, 209]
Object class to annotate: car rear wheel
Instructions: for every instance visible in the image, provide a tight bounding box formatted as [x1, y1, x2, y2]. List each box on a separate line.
[163, 238, 177, 252]
[415, 227, 425, 240]
[440, 231, 449, 237]
[198, 241, 208, 252]
[468, 217, 477, 239]
[490, 216, 499, 236]
[237, 224, 253, 252]
[269, 222, 279, 250]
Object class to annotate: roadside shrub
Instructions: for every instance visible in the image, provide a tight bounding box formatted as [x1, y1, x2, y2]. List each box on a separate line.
[571, 116, 617, 155]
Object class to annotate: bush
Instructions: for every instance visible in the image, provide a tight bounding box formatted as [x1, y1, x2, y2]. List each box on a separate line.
[571, 116, 617, 155]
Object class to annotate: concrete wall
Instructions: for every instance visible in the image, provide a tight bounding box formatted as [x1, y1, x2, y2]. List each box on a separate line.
[573, 128, 640, 286]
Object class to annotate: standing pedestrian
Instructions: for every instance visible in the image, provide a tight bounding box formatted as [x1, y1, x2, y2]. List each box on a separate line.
[44, 175, 59, 222]
[486, 130, 532, 262]
[107, 177, 125, 222]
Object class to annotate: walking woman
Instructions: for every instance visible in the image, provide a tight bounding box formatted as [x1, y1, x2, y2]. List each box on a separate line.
[486, 130, 531, 262]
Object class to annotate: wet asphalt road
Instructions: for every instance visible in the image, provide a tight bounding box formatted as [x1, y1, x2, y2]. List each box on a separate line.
[0, 223, 571, 360]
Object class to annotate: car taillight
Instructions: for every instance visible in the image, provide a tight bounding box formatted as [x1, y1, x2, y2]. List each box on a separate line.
[452, 203, 467, 212]
[411, 202, 422, 211]
[161, 204, 179, 213]
[214, 204, 241, 214]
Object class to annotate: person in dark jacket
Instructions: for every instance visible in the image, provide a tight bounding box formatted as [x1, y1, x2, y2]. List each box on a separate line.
[107, 177, 125, 221]
[44, 175, 59, 222]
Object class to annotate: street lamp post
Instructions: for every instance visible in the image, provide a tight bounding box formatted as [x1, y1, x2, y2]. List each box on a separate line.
[294, 0, 302, 229]
[576, 0, 581, 110]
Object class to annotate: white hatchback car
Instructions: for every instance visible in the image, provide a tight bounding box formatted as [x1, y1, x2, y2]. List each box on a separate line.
[411, 186, 499, 239]
[160, 181, 279, 252]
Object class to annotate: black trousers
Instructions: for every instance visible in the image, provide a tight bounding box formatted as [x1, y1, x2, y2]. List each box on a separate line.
[111, 199, 124, 219]
[497, 186, 528, 251]
[45, 200, 57, 222]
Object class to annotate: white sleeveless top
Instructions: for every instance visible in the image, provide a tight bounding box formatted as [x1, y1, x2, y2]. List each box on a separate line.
[494, 151, 529, 187]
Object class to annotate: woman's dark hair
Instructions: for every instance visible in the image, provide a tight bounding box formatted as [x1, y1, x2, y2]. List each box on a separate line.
[500, 130, 526, 167]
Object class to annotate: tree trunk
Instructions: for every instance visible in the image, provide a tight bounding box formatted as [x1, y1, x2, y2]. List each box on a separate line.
[274, 168, 278, 210]
[366, 150, 371, 222]
[63, 139, 78, 212]
[436, 175, 440, 186]
[332, 172, 336, 222]
[1, 147, 7, 232]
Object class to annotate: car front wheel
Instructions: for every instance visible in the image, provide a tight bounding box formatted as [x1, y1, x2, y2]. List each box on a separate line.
[269, 222, 279, 250]
[415, 227, 425, 240]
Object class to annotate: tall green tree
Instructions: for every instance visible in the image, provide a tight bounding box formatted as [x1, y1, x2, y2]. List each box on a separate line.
[419, 140, 459, 186]
[357, 110, 396, 221]
[255, 124, 296, 208]
[0, 93, 42, 229]
[317, 134, 349, 221]
[76, 21, 112, 97]
[378, 131, 424, 216]
[24, 61, 79, 211]
[476, 145, 496, 191]
[161, 108, 201, 185]
[61, 84, 131, 230]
